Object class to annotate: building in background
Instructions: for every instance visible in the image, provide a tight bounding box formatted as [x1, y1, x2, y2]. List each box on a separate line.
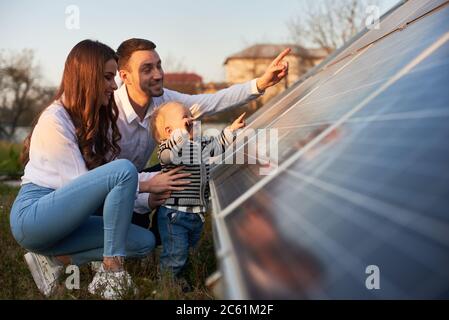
[202, 81, 228, 94]
[224, 44, 329, 107]
[162, 45, 328, 124]
[164, 73, 204, 95]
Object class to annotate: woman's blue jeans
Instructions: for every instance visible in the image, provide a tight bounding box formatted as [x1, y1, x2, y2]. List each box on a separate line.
[9, 159, 155, 266]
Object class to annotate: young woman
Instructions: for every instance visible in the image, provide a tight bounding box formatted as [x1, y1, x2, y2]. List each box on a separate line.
[9, 40, 155, 299]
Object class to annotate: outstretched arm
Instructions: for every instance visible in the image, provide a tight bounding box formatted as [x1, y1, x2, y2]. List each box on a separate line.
[161, 49, 290, 118]
[203, 112, 246, 157]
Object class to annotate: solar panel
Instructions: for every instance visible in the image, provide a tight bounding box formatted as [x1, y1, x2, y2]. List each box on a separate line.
[210, 0, 449, 299]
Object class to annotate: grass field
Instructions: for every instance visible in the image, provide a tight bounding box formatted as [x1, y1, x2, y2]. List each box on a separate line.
[0, 141, 23, 178]
[0, 183, 217, 300]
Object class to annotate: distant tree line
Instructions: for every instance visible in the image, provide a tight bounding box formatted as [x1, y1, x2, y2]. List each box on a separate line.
[0, 49, 55, 141]
[287, 0, 381, 52]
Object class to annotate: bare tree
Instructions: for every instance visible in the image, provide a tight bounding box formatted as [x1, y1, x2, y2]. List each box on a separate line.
[287, 0, 380, 52]
[0, 49, 54, 141]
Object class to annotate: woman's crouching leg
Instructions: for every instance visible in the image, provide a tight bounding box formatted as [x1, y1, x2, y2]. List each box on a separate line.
[126, 224, 156, 258]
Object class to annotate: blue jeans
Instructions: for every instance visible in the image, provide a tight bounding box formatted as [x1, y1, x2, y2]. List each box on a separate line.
[158, 206, 204, 276]
[9, 159, 155, 266]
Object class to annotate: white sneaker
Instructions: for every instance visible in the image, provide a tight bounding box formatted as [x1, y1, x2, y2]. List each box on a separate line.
[24, 252, 64, 297]
[87, 263, 136, 300]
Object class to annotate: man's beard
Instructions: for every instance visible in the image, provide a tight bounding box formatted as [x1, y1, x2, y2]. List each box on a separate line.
[144, 82, 164, 97]
[151, 88, 164, 97]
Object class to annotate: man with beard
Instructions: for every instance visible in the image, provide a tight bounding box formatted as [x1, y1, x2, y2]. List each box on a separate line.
[114, 38, 290, 239]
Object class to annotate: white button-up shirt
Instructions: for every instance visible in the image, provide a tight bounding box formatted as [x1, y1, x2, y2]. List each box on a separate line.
[115, 79, 262, 213]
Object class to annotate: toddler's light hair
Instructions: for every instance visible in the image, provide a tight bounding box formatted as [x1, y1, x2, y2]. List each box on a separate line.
[150, 101, 186, 143]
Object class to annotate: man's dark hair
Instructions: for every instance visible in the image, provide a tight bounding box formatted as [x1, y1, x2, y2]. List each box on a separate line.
[116, 38, 157, 70]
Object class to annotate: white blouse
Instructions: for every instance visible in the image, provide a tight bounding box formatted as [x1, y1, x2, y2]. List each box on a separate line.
[21, 101, 140, 202]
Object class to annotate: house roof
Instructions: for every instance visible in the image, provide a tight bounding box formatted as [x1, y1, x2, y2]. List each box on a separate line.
[164, 73, 203, 83]
[224, 44, 329, 64]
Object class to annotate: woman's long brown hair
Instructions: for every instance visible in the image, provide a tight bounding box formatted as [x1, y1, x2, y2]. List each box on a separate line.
[21, 40, 121, 170]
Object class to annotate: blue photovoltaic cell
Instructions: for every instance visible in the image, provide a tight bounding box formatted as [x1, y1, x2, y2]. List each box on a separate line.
[212, 2, 449, 210]
[211, 0, 449, 299]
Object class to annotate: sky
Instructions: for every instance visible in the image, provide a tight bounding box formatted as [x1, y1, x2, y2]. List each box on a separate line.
[0, 0, 398, 87]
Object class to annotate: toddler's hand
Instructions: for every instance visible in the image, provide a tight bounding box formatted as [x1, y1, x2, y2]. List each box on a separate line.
[230, 112, 246, 132]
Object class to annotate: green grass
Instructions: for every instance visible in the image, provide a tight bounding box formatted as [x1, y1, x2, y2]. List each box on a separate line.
[0, 183, 217, 300]
[0, 141, 23, 178]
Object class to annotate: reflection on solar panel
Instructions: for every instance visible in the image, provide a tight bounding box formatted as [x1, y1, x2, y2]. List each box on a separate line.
[209, 0, 449, 299]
